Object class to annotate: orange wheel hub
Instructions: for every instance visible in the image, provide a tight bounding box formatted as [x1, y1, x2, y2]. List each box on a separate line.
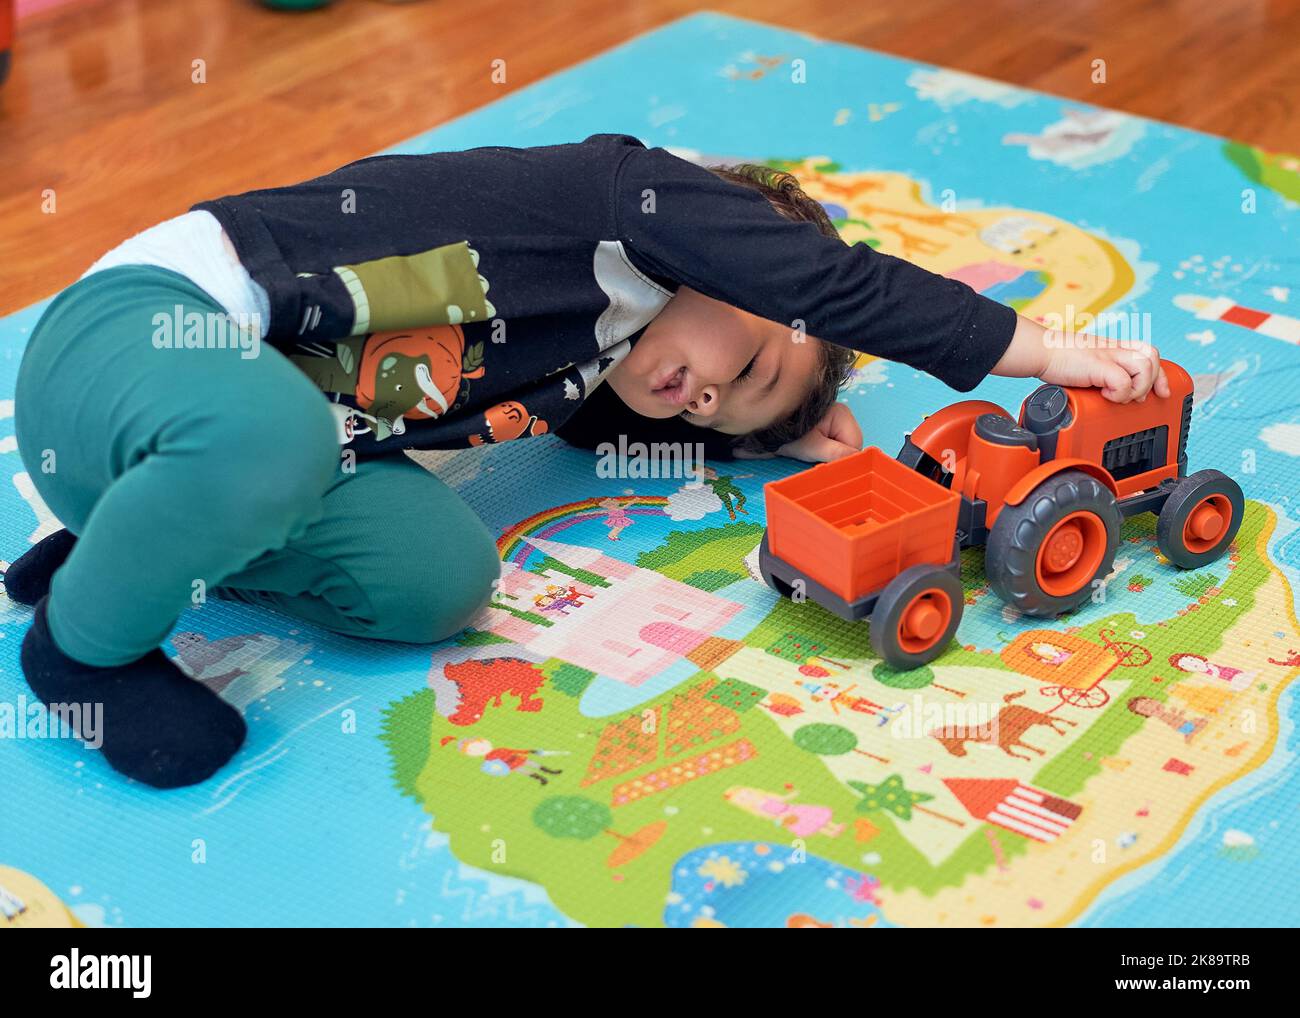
[1182, 494, 1232, 553]
[897, 588, 952, 653]
[1035, 511, 1107, 598]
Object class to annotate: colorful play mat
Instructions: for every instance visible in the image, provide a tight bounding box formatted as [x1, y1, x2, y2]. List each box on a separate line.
[2, 12, 1298, 928]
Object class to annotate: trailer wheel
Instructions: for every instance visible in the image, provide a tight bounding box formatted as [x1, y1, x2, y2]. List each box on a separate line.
[869, 565, 963, 670]
[986, 469, 1121, 616]
[759, 559, 797, 600]
[1156, 469, 1244, 569]
[757, 533, 798, 600]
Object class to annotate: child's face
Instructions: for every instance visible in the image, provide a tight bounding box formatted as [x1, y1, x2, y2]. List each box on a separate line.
[606, 286, 820, 435]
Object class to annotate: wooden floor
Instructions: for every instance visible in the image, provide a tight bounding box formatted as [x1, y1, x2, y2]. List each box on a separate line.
[1, 0, 1298, 314]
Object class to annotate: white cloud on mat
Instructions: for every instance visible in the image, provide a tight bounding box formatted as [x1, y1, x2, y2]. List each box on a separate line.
[1260, 422, 1300, 456]
[664, 481, 723, 521]
[907, 68, 1031, 110]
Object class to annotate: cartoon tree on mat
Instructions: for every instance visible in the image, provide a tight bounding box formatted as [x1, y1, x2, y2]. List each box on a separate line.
[705, 678, 767, 714]
[872, 661, 966, 698]
[767, 633, 851, 672]
[1126, 573, 1154, 593]
[548, 661, 596, 698]
[849, 774, 964, 827]
[1173, 572, 1219, 600]
[532, 796, 666, 868]
[682, 568, 744, 592]
[534, 796, 611, 840]
[793, 723, 890, 765]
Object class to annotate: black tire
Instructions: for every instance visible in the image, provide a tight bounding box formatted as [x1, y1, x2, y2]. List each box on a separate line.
[1156, 469, 1244, 569]
[869, 564, 963, 670]
[986, 469, 1121, 616]
[758, 533, 797, 599]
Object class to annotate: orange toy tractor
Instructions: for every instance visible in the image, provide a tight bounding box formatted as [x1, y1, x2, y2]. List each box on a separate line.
[758, 359, 1243, 670]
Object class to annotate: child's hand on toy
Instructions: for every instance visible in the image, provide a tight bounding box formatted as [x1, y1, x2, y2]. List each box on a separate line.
[736, 401, 863, 463]
[994, 315, 1170, 403]
[1039, 343, 1170, 403]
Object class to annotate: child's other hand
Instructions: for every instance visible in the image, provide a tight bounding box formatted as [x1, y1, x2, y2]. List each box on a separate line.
[1041, 343, 1170, 403]
[736, 401, 863, 463]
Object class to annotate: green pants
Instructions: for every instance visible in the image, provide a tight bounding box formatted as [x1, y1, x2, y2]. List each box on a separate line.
[15, 267, 500, 666]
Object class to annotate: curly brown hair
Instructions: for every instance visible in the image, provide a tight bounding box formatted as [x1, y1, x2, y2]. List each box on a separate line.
[705, 163, 857, 455]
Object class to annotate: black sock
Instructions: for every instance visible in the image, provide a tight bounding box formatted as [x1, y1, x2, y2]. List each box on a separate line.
[4, 529, 78, 606]
[21, 596, 247, 789]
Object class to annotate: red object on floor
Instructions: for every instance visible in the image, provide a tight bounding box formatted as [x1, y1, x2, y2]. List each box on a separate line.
[0, 0, 13, 88]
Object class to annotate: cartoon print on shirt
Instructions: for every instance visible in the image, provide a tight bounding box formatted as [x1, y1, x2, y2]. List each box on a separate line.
[334, 241, 495, 335]
[281, 237, 640, 452]
[576, 341, 632, 395]
[468, 400, 549, 445]
[293, 325, 485, 442]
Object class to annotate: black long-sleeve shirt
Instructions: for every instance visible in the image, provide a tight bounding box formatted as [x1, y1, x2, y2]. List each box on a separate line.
[195, 133, 1015, 454]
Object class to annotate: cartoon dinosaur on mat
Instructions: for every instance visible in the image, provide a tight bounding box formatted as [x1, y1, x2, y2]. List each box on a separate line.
[431, 656, 548, 726]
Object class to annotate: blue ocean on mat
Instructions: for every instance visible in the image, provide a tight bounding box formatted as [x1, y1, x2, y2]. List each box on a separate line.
[1077, 514, 1300, 928]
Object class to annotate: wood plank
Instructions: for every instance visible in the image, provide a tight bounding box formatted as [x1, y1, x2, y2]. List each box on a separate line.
[1, 0, 1297, 312]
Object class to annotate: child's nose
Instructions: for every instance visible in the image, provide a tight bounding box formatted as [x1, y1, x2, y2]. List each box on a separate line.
[688, 385, 720, 417]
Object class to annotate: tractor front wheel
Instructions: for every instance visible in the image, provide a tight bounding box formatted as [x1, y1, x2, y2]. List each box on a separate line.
[986, 469, 1121, 616]
[1156, 469, 1244, 569]
[869, 565, 963, 670]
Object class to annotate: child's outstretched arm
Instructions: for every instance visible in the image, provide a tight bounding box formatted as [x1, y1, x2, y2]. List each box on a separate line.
[612, 142, 1169, 459]
[991, 314, 1170, 403]
[757, 317, 1171, 463]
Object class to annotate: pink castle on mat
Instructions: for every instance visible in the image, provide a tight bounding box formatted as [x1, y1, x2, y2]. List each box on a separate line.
[481, 535, 743, 687]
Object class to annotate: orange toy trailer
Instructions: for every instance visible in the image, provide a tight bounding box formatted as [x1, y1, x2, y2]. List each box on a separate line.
[759, 449, 966, 669]
[759, 359, 1243, 669]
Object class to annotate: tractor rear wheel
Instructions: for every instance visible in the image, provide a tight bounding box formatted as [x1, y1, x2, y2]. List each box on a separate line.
[986, 469, 1121, 616]
[869, 564, 963, 670]
[1156, 469, 1244, 569]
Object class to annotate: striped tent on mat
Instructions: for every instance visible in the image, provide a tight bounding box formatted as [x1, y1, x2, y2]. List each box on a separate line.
[943, 779, 1082, 842]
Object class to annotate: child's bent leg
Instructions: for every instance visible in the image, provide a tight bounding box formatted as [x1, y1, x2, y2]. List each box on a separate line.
[216, 454, 500, 644]
[14, 267, 340, 786]
[16, 274, 340, 665]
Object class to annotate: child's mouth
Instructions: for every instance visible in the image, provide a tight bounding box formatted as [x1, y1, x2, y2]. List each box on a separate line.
[652, 365, 693, 406]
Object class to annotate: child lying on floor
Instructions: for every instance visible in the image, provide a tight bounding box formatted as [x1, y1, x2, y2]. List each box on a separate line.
[8, 133, 1167, 788]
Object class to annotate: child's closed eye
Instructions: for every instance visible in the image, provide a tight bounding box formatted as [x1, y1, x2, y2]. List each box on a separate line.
[733, 355, 758, 384]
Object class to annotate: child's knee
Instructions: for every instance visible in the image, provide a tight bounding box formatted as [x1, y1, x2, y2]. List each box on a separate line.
[261, 396, 340, 492]
[378, 523, 500, 645]
[198, 395, 340, 513]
